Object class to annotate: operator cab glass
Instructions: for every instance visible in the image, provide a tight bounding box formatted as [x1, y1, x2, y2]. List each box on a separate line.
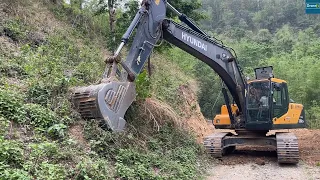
[247, 81, 272, 124]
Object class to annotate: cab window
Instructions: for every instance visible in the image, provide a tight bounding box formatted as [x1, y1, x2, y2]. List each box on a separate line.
[273, 83, 289, 118]
[273, 86, 282, 105]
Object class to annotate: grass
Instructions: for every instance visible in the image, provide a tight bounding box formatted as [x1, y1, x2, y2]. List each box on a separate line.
[0, 0, 210, 179]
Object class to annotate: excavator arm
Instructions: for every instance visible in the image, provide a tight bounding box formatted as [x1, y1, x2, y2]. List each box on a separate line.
[72, 0, 246, 131]
[163, 20, 245, 112]
[122, 0, 246, 112]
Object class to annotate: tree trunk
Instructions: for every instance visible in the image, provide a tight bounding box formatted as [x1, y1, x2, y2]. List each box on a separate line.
[108, 0, 116, 53]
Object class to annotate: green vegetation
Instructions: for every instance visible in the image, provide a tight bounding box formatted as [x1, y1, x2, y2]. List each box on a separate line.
[1, 0, 319, 179]
[0, 0, 208, 179]
[183, 0, 320, 128]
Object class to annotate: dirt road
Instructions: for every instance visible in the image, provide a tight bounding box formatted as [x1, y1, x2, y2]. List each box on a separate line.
[206, 129, 320, 180]
[207, 162, 320, 180]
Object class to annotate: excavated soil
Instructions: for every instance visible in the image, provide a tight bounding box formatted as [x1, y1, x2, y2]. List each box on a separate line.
[68, 122, 90, 151]
[293, 129, 320, 165]
[177, 83, 214, 143]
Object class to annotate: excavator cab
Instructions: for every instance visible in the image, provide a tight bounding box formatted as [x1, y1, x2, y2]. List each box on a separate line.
[245, 66, 290, 130]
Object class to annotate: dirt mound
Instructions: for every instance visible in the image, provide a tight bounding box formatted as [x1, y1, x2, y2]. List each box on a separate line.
[177, 84, 214, 143]
[292, 129, 320, 165]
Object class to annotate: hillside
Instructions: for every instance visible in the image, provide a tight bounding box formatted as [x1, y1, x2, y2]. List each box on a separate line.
[1, 0, 320, 179]
[0, 0, 213, 179]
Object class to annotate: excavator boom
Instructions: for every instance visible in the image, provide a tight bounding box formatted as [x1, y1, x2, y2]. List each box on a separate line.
[72, 0, 246, 131]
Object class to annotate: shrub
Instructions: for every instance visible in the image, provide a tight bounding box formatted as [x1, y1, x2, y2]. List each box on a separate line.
[0, 138, 24, 168]
[136, 70, 151, 100]
[3, 19, 28, 42]
[0, 116, 10, 137]
[0, 89, 26, 122]
[24, 103, 60, 130]
[47, 123, 67, 139]
[0, 162, 32, 180]
[73, 157, 112, 180]
[35, 162, 66, 180]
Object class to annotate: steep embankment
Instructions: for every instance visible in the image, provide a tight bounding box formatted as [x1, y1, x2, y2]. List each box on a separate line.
[0, 0, 212, 179]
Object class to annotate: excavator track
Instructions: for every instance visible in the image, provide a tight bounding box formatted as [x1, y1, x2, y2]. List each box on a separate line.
[203, 132, 229, 157]
[276, 132, 299, 164]
[204, 131, 300, 164]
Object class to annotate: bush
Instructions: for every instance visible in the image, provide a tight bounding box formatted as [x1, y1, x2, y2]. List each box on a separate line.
[24, 103, 60, 130]
[0, 162, 32, 180]
[0, 62, 27, 78]
[35, 162, 66, 180]
[47, 123, 67, 139]
[73, 157, 112, 180]
[3, 19, 28, 42]
[136, 70, 151, 100]
[0, 89, 26, 122]
[84, 121, 206, 180]
[27, 82, 52, 106]
[115, 148, 159, 180]
[0, 89, 64, 131]
[307, 104, 320, 129]
[29, 142, 60, 160]
[0, 116, 10, 137]
[0, 138, 24, 168]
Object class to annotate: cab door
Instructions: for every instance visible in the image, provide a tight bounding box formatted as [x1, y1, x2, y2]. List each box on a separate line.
[272, 82, 289, 118]
[246, 81, 273, 130]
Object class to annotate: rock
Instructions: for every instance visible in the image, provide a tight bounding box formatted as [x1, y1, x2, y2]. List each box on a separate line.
[255, 158, 265, 165]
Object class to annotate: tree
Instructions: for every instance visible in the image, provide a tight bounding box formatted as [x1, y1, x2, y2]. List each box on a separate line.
[167, 0, 205, 21]
[94, 0, 122, 52]
[71, 0, 83, 9]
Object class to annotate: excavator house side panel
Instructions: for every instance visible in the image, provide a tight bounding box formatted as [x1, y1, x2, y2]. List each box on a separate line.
[213, 104, 238, 127]
[213, 114, 231, 126]
[272, 103, 306, 129]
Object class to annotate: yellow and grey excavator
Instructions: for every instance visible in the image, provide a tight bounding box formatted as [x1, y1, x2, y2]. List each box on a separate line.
[71, 0, 306, 164]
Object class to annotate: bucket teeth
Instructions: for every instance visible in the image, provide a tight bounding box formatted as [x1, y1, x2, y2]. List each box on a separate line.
[71, 81, 136, 131]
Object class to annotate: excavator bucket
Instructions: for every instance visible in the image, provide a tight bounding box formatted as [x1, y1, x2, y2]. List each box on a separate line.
[71, 0, 166, 131]
[71, 80, 136, 131]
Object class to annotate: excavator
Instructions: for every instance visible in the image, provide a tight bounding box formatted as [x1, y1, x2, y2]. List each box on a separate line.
[71, 0, 306, 164]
